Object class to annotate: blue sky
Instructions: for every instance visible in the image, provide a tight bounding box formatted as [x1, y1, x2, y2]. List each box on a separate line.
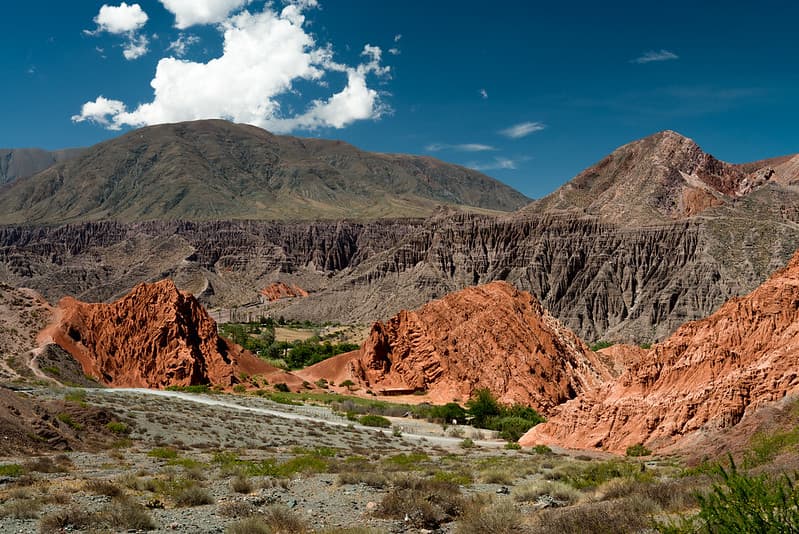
[2, 0, 798, 199]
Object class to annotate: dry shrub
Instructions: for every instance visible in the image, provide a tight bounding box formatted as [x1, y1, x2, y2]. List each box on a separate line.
[39, 506, 94, 533]
[226, 505, 309, 534]
[100, 497, 157, 530]
[596, 477, 699, 511]
[230, 475, 254, 494]
[514, 480, 581, 505]
[481, 467, 516, 485]
[84, 478, 125, 497]
[226, 516, 273, 534]
[24, 456, 68, 474]
[456, 500, 524, 534]
[217, 500, 258, 518]
[175, 486, 215, 507]
[531, 495, 660, 534]
[378, 476, 466, 529]
[1, 498, 42, 519]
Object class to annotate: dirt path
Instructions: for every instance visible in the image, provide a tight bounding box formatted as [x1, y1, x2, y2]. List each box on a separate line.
[95, 388, 507, 449]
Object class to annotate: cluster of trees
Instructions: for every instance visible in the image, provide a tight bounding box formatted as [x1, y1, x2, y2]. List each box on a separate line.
[219, 320, 358, 370]
[425, 389, 545, 442]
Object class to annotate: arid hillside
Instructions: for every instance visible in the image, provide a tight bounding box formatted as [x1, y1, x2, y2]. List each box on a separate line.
[522, 249, 799, 453]
[299, 281, 611, 413]
[48, 279, 299, 389]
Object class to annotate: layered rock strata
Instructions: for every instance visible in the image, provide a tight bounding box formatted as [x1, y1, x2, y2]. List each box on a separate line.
[49, 279, 286, 388]
[300, 281, 611, 413]
[521, 250, 799, 452]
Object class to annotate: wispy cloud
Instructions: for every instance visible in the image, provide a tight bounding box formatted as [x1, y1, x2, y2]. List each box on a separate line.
[479, 88, 488, 99]
[466, 157, 524, 171]
[167, 33, 200, 57]
[499, 121, 545, 139]
[631, 49, 679, 64]
[426, 143, 496, 152]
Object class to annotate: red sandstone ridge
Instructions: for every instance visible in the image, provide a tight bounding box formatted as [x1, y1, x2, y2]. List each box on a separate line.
[521, 251, 799, 453]
[299, 281, 611, 413]
[50, 279, 289, 389]
[260, 282, 309, 302]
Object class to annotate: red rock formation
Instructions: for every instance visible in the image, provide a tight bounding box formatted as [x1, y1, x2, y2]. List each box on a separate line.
[522, 251, 799, 452]
[50, 279, 287, 389]
[260, 282, 309, 301]
[301, 281, 611, 413]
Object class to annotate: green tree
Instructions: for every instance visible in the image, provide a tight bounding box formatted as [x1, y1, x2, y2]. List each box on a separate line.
[466, 388, 502, 427]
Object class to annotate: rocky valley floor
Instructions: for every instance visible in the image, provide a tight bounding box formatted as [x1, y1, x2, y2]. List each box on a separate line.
[0, 386, 721, 534]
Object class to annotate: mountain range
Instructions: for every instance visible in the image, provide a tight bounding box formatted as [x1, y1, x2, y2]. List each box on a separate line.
[0, 120, 529, 223]
[0, 121, 797, 344]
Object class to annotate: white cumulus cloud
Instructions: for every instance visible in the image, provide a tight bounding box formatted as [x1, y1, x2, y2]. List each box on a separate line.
[71, 96, 128, 129]
[632, 49, 679, 64]
[499, 121, 546, 139]
[73, 2, 390, 133]
[158, 0, 253, 28]
[93, 2, 148, 34]
[87, 3, 150, 60]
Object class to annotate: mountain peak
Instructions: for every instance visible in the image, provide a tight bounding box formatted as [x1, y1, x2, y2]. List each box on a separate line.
[523, 130, 753, 224]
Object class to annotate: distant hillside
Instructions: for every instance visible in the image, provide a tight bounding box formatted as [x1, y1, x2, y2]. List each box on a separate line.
[524, 130, 799, 225]
[0, 147, 84, 185]
[0, 120, 530, 223]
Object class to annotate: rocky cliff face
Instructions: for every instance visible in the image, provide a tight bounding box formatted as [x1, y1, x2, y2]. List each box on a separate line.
[50, 279, 279, 388]
[312, 281, 611, 413]
[2, 204, 798, 344]
[521, 250, 799, 453]
[260, 282, 309, 301]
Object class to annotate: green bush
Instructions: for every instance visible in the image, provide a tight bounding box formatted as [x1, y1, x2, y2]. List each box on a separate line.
[491, 416, 540, 442]
[429, 402, 467, 423]
[56, 413, 83, 430]
[465, 389, 544, 440]
[105, 421, 130, 435]
[147, 447, 178, 460]
[466, 389, 502, 428]
[358, 415, 391, 428]
[589, 340, 614, 351]
[696, 461, 799, 532]
[0, 464, 23, 477]
[626, 443, 652, 457]
[274, 383, 290, 393]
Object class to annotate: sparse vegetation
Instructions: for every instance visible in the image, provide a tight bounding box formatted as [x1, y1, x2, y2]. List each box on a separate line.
[0, 463, 23, 477]
[175, 485, 215, 506]
[465, 388, 544, 441]
[147, 446, 179, 459]
[105, 421, 130, 434]
[625, 443, 652, 457]
[56, 412, 83, 430]
[358, 414, 391, 428]
[589, 340, 614, 351]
